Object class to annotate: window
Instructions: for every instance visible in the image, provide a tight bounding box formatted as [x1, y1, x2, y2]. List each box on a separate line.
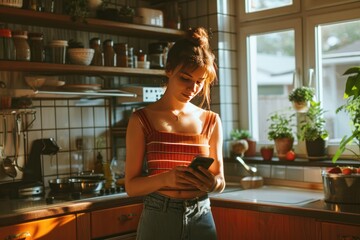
[238, 1, 360, 156]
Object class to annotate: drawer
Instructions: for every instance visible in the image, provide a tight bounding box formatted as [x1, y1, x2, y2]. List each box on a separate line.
[91, 203, 143, 239]
[0, 215, 76, 240]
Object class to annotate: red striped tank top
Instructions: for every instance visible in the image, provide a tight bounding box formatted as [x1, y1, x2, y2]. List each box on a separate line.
[134, 108, 218, 176]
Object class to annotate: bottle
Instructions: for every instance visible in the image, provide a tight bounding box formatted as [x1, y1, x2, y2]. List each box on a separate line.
[28, 32, 45, 62]
[128, 47, 134, 68]
[99, 152, 114, 188]
[0, 28, 15, 60]
[89, 37, 103, 66]
[12, 30, 31, 61]
[114, 43, 128, 67]
[103, 39, 115, 67]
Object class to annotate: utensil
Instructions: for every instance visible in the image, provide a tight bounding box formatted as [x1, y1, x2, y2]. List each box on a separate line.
[236, 156, 257, 175]
[236, 156, 263, 189]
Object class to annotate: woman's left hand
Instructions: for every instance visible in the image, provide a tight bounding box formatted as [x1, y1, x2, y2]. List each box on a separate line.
[185, 167, 216, 192]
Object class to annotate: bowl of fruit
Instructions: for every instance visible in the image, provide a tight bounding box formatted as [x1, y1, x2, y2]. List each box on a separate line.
[322, 166, 360, 204]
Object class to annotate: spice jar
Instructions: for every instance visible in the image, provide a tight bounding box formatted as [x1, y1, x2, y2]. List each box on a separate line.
[12, 30, 31, 61]
[0, 28, 15, 60]
[28, 32, 45, 62]
[114, 43, 128, 67]
[47, 40, 68, 64]
[89, 37, 103, 66]
[103, 39, 115, 67]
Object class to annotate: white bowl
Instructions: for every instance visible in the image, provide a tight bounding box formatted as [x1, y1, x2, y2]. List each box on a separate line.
[68, 48, 95, 66]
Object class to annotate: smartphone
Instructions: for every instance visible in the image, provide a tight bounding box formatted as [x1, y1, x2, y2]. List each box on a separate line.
[188, 156, 214, 171]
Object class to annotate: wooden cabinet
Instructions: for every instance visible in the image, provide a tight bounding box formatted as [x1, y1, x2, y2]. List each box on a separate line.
[321, 222, 360, 240]
[91, 203, 143, 239]
[212, 207, 318, 240]
[0, 215, 76, 240]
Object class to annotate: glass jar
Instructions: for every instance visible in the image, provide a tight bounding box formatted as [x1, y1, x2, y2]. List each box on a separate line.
[47, 40, 68, 64]
[148, 42, 168, 69]
[12, 30, 31, 61]
[28, 32, 45, 62]
[114, 43, 128, 67]
[103, 39, 115, 67]
[0, 28, 15, 60]
[89, 37, 103, 66]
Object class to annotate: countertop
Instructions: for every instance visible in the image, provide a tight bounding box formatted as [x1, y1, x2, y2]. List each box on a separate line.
[0, 185, 359, 227]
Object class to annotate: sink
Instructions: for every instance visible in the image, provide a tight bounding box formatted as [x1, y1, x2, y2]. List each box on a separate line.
[212, 185, 323, 206]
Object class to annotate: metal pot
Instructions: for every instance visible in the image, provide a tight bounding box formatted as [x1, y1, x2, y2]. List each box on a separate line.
[70, 178, 104, 193]
[322, 172, 360, 204]
[49, 178, 72, 193]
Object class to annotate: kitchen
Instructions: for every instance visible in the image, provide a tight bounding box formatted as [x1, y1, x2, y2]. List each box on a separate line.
[0, 0, 360, 239]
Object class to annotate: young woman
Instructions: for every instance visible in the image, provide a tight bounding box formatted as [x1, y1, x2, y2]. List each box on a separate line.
[125, 27, 225, 240]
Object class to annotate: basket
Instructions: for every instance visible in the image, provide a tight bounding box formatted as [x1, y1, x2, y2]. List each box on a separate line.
[0, 0, 23, 8]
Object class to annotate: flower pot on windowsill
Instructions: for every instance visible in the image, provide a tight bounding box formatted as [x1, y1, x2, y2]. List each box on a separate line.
[274, 137, 294, 160]
[292, 101, 310, 113]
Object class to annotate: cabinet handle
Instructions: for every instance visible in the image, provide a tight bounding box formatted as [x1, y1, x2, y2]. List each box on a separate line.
[5, 231, 32, 240]
[119, 213, 137, 222]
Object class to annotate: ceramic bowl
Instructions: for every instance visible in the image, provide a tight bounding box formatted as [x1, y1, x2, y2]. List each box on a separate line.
[68, 48, 95, 66]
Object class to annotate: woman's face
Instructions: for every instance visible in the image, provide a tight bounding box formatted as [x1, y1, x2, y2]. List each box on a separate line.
[167, 67, 207, 103]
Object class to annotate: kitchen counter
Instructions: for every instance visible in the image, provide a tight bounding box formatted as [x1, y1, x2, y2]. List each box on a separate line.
[0, 185, 359, 227]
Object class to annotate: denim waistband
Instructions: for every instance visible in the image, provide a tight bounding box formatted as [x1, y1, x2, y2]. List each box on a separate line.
[144, 193, 209, 212]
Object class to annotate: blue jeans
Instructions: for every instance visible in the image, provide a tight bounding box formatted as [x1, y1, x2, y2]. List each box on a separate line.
[136, 193, 217, 240]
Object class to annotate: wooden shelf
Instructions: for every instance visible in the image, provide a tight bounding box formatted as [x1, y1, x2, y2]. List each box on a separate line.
[0, 7, 186, 41]
[0, 61, 166, 77]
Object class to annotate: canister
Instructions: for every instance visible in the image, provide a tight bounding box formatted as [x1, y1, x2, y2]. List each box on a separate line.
[0, 28, 15, 60]
[89, 37, 103, 66]
[103, 39, 115, 67]
[47, 40, 68, 64]
[148, 42, 168, 69]
[114, 43, 128, 67]
[28, 32, 45, 62]
[12, 30, 30, 61]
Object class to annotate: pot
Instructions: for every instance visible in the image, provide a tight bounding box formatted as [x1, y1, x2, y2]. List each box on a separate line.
[49, 178, 104, 193]
[322, 171, 360, 204]
[49, 178, 72, 193]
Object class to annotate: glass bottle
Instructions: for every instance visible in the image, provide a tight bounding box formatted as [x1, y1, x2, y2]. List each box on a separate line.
[28, 32, 45, 62]
[12, 30, 31, 61]
[103, 39, 115, 67]
[89, 37, 103, 66]
[0, 28, 15, 60]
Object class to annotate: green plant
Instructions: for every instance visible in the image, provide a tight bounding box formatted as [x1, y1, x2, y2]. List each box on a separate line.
[333, 66, 360, 163]
[288, 86, 315, 102]
[230, 129, 251, 140]
[267, 112, 295, 141]
[298, 101, 329, 141]
[64, 0, 89, 22]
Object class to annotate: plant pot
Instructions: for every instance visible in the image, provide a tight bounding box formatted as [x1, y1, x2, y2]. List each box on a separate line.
[260, 146, 274, 161]
[292, 101, 310, 113]
[322, 171, 360, 204]
[274, 137, 294, 160]
[306, 137, 327, 160]
[244, 138, 256, 157]
[231, 139, 248, 156]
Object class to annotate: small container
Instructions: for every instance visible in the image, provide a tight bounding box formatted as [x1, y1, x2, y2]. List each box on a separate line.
[0, 28, 15, 60]
[103, 39, 115, 67]
[89, 37, 103, 66]
[28, 32, 45, 62]
[114, 43, 128, 67]
[137, 49, 147, 62]
[12, 30, 31, 61]
[148, 42, 168, 69]
[47, 40, 68, 64]
[128, 47, 134, 68]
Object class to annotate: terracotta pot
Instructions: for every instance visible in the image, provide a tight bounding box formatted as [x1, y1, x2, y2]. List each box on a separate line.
[244, 138, 256, 157]
[260, 146, 274, 161]
[292, 101, 309, 113]
[274, 138, 294, 160]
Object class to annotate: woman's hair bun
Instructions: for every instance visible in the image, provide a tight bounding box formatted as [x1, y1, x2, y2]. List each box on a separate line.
[187, 27, 210, 49]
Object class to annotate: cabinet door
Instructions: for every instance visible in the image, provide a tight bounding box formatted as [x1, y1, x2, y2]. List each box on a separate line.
[212, 207, 318, 240]
[0, 215, 76, 240]
[91, 203, 143, 239]
[321, 222, 360, 240]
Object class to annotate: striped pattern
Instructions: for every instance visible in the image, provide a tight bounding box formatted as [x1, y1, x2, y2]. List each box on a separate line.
[135, 109, 217, 175]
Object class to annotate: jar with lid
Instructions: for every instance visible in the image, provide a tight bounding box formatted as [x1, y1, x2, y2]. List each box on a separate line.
[0, 28, 15, 60]
[148, 42, 168, 69]
[28, 32, 45, 62]
[114, 43, 128, 67]
[12, 30, 31, 61]
[89, 37, 103, 66]
[46, 40, 68, 64]
[103, 39, 115, 67]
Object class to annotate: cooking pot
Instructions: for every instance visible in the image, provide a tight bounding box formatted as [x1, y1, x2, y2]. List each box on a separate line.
[322, 171, 360, 204]
[49, 178, 104, 193]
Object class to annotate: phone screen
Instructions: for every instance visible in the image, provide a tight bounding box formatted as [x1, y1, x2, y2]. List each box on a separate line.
[188, 156, 214, 171]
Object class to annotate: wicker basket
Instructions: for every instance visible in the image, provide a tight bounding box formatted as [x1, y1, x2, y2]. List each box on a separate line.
[0, 0, 23, 8]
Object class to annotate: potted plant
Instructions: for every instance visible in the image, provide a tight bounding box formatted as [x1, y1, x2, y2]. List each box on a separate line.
[288, 86, 315, 112]
[298, 101, 329, 159]
[323, 66, 360, 204]
[64, 0, 90, 22]
[230, 129, 256, 157]
[267, 112, 295, 160]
